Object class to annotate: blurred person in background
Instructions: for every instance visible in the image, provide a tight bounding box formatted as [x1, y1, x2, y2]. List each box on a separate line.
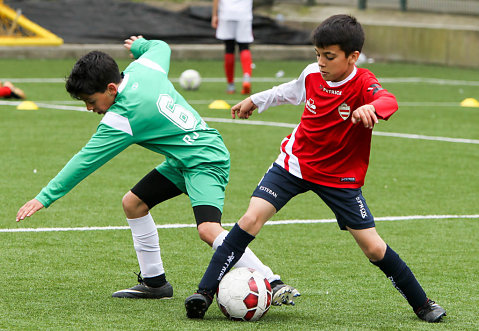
[0, 81, 25, 99]
[211, 0, 253, 94]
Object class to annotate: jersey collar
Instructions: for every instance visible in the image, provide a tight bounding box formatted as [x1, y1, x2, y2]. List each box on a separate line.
[325, 66, 357, 88]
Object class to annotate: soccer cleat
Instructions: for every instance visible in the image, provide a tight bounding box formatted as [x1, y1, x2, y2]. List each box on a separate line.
[270, 280, 301, 306]
[241, 82, 251, 95]
[185, 290, 213, 319]
[415, 299, 446, 322]
[226, 83, 236, 94]
[112, 273, 173, 299]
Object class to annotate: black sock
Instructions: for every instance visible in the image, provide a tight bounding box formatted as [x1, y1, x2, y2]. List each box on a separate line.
[143, 273, 167, 288]
[371, 245, 428, 311]
[198, 223, 255, 295]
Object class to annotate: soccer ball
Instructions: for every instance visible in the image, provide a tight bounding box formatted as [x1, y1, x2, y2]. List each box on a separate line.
[179, 69, 201, 90]
[216, 267, 272, 321]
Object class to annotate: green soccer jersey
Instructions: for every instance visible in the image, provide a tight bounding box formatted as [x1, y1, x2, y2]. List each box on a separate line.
[35, 39, 230, 208]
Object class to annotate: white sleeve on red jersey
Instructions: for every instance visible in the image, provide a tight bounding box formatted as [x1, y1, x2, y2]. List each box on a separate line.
[251, 63, 318, 113]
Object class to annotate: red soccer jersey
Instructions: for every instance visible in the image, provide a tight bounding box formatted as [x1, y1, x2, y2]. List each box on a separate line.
[251, 64, 398, 188]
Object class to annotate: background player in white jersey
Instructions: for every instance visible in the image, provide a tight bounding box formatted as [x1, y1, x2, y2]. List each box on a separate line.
[186, 15, 446, 323]
[16, 36, 297, 302]
[211, 0, 253, 94]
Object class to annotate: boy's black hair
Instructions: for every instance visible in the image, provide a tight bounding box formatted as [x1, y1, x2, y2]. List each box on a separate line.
[312, 14, 365, 56]
[66, 51, 122, 99]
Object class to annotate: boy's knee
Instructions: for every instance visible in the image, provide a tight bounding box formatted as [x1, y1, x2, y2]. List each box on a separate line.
[364, 242, 387, 262]
[197, 222, 223, 245]
[122, 191, 149, 218]
[238, 212, 265, 235]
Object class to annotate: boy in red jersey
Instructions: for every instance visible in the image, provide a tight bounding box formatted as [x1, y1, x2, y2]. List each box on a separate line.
[185, 15, 446, 322]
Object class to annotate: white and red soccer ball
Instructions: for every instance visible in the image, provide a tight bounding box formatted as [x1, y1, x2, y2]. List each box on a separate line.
[216, 267, 272, 321]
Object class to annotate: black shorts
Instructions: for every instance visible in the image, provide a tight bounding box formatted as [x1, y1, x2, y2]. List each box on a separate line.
[131, 169, 222, 225]
[252, 163, 375, 230]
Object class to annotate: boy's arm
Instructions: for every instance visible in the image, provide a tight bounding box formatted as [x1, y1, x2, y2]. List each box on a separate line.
[250, 67, 309, 114]
[352, 80, 398, 129]
[369, 92, 398, 120]
[231, 97, 257, 119]
[211, 0, 219, 28]
[124, 36, 171, 75]
[16, 124, 132, 222]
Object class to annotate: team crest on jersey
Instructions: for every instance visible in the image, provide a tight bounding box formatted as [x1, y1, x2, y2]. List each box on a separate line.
[338, 103, 351, 120]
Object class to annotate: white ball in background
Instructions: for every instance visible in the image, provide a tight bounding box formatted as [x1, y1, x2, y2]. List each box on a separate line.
[179, 69, 201, 90]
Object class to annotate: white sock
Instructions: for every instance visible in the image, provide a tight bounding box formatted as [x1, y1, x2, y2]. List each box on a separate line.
[213, 230, 281, 283]
[127, 213, 164, 278]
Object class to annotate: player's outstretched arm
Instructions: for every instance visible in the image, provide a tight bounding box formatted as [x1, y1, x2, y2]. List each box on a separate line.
[16, 199, 44, 222]
[351, 104, 378, 129]
[231, 97, 258, 119]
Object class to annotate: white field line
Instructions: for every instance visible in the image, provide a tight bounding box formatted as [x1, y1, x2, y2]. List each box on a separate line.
[2, 100, 478, 144]
[3, 77, 479, 86]
[7, 100, 467, 108]
[202, 117, 479, 144]
[1, 214, 478, 233]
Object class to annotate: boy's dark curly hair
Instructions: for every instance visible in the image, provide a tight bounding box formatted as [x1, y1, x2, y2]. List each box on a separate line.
[66, 51, 122, 99]
[312, 15, 365, 56]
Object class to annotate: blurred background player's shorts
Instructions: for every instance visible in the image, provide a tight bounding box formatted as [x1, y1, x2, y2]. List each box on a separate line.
[216, 19, 254, 43]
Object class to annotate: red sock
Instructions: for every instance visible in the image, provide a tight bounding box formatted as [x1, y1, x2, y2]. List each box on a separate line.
[224, 53, 235, 84]
[240, 49, 252, 77]
[0, 86, 12, 98]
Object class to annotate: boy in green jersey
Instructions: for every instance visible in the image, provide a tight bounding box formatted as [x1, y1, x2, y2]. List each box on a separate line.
[16, 36, 298, 303]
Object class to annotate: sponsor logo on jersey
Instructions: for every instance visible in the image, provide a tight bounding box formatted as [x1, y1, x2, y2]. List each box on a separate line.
[306, 98, 317, 114]
[340, 177, 356, 182]
[356, 196, 368, 219]
[259, 185, 278, 198]
[338, 102, 351, 120]
[320, 84, 342, 95]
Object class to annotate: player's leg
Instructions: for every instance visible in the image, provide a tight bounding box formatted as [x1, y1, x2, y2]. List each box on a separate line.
[316, 185, 445, 322]
[238, 43, 252, 94]
[0, 81, 26, 99]
[216, 18, 237, 93]
[186, 163, 304, 318]
[198, 211, 298, 306]
[112, 167, 182, 299]
[349, 227, 446, 322]
[186, 163, 280, 293]
[186, 198, 273, 318]
[235, 20, 254, 95]
[223, 40, 236, 93]
[2, 81, 26, 99]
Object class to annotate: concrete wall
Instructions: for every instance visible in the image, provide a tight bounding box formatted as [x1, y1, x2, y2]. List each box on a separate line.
[1, 24, 478, 68]
[362, 24, 479, 68]
[280, 20, 479, 68]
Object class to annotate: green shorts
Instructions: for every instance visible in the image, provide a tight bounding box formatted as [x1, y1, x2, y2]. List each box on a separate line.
[156, 159, 230, 212]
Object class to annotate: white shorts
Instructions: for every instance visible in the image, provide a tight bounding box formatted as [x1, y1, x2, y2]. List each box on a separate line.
[216, 19, 254, 43]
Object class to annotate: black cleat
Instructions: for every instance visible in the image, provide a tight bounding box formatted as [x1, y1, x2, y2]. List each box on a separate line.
[270, 280, 301, 306]
[185, 290, 213, 319]
[416, 299, 446, 322]
[112, 273, 173, 299]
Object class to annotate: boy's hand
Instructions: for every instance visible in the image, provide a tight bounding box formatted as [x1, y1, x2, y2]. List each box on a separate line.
[123, 35, 144, 58]
[351, 105, 378, 129]
[211, 15, 218, 29]
[16, 199, 44, 222]
[231, 97, 257, 119]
